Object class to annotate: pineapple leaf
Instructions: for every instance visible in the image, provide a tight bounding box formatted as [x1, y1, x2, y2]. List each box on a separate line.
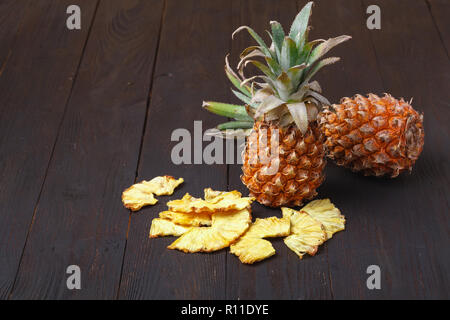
[280, 37, 298, 71]
[275, 72, 294, 100]
[237, 50, 266, 76]
[308, 35, 351, 66]
[306, 90, 331, 106]
[287, 102, 308, 134]
[287, 63, 307, 89]
[225, 55, 252, 97]
[217, 121, 254, 130]
[265, 56, 282, 76]
[289, 1, 313, 45]
[254, 95, 286, 119]
[241, 75, 276, 93]
[270, 21, 285, 61]
[308, 80, 322, 93]
[231, 89, 258, 108]
[246, 60, 275, 78]
[233, 26, 273, 59]
[301, 56, 340, 85]
[296, 26, 311, 54]
[239, 46, 265, 59]
[225, 69, 252, 98]
[202, 101, 253, 121]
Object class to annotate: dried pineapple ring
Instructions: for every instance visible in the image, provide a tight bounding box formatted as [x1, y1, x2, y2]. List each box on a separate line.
[301, 199, 345, 239]
[281, 207, 297, 220]
[159, 210, 212, 227]
[122, 176, 183, 211]
[230, 238, 275, 264]
[167, 192, 254, 214]
[282, 208, 326, 259]
[142, 176, 184, 196]
[149, 218, 192, 238]
[168, 209, 251, 253]
[122, 184, 158, 211]
[230, 216, 290, 264]
[244, 216, 291, 238]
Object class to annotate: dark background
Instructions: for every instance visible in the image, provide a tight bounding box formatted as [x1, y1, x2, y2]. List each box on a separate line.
[0, 0, 448, 299]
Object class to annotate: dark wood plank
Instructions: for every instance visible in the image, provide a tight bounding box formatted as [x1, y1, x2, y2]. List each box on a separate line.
[225, 0, 333, 300]
[0, 0, 98, 299]
[305, 0, 387, 300]
[118, 0, 231, 299]
[356, 0, 449, 298]
[9, 0, 164, 299]
[428, 0, 450, 56]
[0, 0, 29, 73]
[310, 0, 450, 299]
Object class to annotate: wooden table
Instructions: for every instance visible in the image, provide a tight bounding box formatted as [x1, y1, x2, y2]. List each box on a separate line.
[0, 0, 448, 300]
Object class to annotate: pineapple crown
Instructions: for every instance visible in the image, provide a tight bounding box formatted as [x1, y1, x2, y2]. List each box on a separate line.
[203, 1, 351, 137]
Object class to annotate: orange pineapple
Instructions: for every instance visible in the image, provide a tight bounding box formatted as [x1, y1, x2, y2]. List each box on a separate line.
[241, 121, 326, 207]
[318, 93, 424, 177]
[203, 2, 350, 207]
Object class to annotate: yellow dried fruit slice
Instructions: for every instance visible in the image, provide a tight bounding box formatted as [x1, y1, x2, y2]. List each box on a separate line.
[142, 176, 184, 196]
[167, 209, 251, 253]
[230, 216, 290, 264]
[230, 238, 275, 264]
[159, 211, 212, 227]
[122, 184, 158, 211]
[283, 209, 326, 259]
[244, 216, 291, 238]
[281, 207, 297, 220]
[203, 188, 230, 201]
[149, 218, 191, 238]
[122, 176, 183, 211]
[167, 192, 254, 214]
[300, 199, 345, 239]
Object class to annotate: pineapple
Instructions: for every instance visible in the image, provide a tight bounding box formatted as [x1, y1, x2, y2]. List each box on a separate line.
[318, 94, 424, 177]
[203, 2, 351, 207]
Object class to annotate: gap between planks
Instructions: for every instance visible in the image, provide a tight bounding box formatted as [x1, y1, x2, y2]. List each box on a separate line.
[425, 0, 450, 59]
[115, 0, 167, 300]
[6, 0, 101, 300]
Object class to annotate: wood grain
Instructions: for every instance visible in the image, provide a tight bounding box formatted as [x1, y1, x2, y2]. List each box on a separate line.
[0, 0, 448, 300]
[427, 0, 450, 56]
[306, 0, 388, 300]
[0, 0, 28, 74]
[9, 0, 164, 299]
[0, 0, 98, 299]
[118, 0, 231, 300]
[358, 0, 449, 299]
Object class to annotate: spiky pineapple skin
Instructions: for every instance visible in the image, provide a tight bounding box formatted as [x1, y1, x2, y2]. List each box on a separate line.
[319, 94, 424, 177]
[241, 121, 326, 208]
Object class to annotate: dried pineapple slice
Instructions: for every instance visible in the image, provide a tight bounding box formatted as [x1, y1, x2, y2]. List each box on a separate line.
[230, 216, 290, 264]
[142, 176, 184, 196]
[159, 210, 212, 227]
[203, 188, 230, 201]
[168, 209, 251, 253]
[167, 192, 254, 214]
[230, 238, 275, 264]
[122, 176, 183, 211]
[244, 216, 291, 238]
[301, 199, 345, 239]
[281, 207, 296, 220]
[122, 184, 158, 211]
[149, 218, 191, 238]
[283, 209, 326, 259]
